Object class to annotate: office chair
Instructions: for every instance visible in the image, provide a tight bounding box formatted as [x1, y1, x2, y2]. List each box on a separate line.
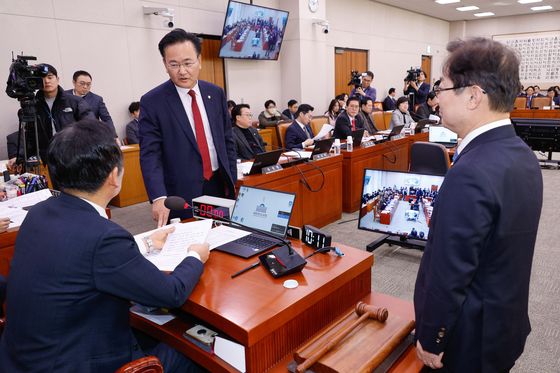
[409, 141, 450, 176]
[276, 121, 291, 149]
[514, 96, 527, 109]
[531, 96, 552, 109]
[116, 356, 163, 373]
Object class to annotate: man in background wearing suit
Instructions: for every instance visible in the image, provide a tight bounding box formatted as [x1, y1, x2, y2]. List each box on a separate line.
[282, 99, 298, 121]
[67, 70, 116, 136]
[125, 101, 140, 144]
[0, 120, 208, 372]
[231, 103, 266, 160]
[140, 29, 237, 226]
[333, 96, 363, 139]
[414, 38, 543, 373]
[285, 104, 315, 150]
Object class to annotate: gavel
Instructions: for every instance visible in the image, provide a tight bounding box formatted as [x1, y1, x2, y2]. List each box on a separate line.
[295, 302, 388, 373]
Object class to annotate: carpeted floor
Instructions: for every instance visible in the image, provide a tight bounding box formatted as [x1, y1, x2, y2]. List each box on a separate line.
[111, 166, 560, 373]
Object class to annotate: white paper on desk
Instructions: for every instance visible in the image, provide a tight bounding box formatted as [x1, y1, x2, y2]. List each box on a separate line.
[130, 305, 175, 325]
[141, 219, 212, 271]
[206, 225, 251, 250]
[239, 162, 253, 175]
[0, 188, 52, 209]
[312, 124, 334, 140]
[428, 114, 441, 123]
[283, 150, 312, 159]
[214, 336, 246, 372]
[0, 205, 27, 229]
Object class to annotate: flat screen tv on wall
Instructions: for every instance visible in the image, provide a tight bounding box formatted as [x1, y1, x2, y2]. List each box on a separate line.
[218, 0, 289, 60]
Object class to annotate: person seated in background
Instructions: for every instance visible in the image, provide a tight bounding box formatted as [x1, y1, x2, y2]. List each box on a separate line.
[0, 119, 208, 372]
[389, 96, 414, 129]
[357, 96, 378, 134]
[227, 99, 236, 121]
[524, 86, 535, 108]
[125, 101, 140, 144]
[533, 85, 545, 97]
[66, 70, 116, 136]
[350, 71, 377, 102]
[0, 190, 8, 230]
[403, 70, 430, 106]
[324, 99, 341, 125]
[414, 91, 439, 120]
[258, 99, 289, 128]
[231, 104, 266, 160]
[333, 96, 364, 139]
[282, 99, 299, 121]
[336, 93, 348, 111]
[382, 88, 397, 111]
[547, 87, 559, 105]
[285, 104, 315, 150]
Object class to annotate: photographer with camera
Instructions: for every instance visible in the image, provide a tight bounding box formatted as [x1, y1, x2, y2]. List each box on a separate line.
[403, 69, 430, 107]
[350, 70, 377, 102]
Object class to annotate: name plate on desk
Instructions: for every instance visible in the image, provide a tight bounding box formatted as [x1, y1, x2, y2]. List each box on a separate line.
[362, 141, 375, 148]
[262, 164, 283, 174]
[390, 134, 405, 141]
[312, 152, 330, 161]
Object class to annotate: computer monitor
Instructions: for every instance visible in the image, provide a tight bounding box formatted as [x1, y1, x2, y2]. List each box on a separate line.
[429, 126, 458, 147]
[511, 118, 560, 153]
[218, 1, 289, 60]
[231, 186, 295, 238]
[358, 169, 446, 240]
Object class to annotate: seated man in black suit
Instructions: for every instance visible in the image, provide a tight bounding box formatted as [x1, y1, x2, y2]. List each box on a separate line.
[231, 104, 266, 160]
[382, 88, 397, 111]
[414, 91, 439, 121]
[333, 96, 364, 139]
[0, 119, 207, 373]
[282, 99, 298, 121]
[285, 104, 315, 150]
[357, 96, 378, 134]
[125, 101, 140, 144]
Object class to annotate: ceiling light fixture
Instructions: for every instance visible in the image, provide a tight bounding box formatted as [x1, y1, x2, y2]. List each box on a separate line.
[518, 0, 543, 4]
[474, 12, 495, 17]
[457, 6, 479, 11]
[435, 0, 461, 4]
[531, 5, 553, 10]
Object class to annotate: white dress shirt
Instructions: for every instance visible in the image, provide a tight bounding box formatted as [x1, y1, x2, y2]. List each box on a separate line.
[456, 118, 511, 156]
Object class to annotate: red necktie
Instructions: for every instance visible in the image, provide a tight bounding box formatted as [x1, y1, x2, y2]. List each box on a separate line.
[188, 90, 213, 180]
[351, 118, 356, 131]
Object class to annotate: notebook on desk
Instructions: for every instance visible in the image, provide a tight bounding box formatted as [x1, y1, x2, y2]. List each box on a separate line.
[429, 126, 458, 148]
[213, 186, 296, 258]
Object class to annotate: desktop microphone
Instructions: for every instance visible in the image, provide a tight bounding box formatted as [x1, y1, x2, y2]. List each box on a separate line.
[164, 196, 307, 278]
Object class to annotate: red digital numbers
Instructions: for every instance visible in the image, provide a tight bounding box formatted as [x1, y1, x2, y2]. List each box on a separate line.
[198, 204, 225, 219]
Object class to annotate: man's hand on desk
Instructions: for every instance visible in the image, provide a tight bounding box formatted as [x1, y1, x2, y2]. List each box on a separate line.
[152, 199, 170, 228]
[0, 217, 10, 233]
[188, 243, 210, 263]
[149, 226, 176, 251]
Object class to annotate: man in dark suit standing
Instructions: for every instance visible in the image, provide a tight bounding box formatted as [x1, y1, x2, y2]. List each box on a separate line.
[231, 104, 266, 160]
[333, 96, 363, 139]
[66, 70, 116, 136]
[414, 38, 543, 373]
[0, 120, 208, 372]
[285, 104, 315, 150]
[140, 29, 237, 226]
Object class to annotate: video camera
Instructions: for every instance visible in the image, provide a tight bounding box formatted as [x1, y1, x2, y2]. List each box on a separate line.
[6, 54, 48, 100]
[404, 67, 422, 83]
[348, 70, 366, 89]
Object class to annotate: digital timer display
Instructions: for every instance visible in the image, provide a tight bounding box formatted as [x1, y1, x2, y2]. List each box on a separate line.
[192, 201, 230, 220]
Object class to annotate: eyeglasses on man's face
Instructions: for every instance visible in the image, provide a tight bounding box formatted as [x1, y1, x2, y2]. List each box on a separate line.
[167, 60, 199, 71]
[433, 84, 487, 97]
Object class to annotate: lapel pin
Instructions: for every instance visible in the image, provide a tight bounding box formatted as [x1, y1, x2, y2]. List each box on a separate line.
[208, 95, 211, 99]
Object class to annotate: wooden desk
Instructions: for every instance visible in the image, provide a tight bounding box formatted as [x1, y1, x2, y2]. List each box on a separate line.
[342, 133, 429, 213]
[131, 241, 374, 372]
[237, 155, 343, 228]
[510, 109, 560, 119]
[110, 145, 148, 207]
[0, 228, 17, 277]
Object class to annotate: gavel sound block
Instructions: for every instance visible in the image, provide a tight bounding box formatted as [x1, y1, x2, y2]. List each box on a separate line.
[294, 302, 415, 373]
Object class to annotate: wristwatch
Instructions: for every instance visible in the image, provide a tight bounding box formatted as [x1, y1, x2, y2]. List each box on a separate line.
[143, 236, 155, 253]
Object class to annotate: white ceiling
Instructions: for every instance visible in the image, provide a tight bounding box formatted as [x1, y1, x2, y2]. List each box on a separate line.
[372, 0, 560, 21]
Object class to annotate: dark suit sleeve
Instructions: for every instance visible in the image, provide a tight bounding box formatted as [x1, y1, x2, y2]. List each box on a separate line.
[97, 98, 115, 135]
[93, 227, 204, 308]
[219, 89, 237, 183]
[76, 97, 95, 121]
[417, 83, 430, 104]
[415, 165, 494, 354]
[139, 97, 167, 200]
[285, 125, 303, 150]
[126, 122, 139, 144]
[333, 115, 352, 139]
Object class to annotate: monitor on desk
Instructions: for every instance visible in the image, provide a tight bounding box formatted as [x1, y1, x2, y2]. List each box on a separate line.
[358, 169, 445, 240]
[429, 126, 458, 147]
[511, 117, 560, 153]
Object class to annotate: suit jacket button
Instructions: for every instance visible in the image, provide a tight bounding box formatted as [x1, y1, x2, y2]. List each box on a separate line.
[438, 331, 445, 338]
[436, 338, 441, 344]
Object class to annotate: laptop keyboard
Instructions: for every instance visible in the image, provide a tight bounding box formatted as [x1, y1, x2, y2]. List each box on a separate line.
[236, 234, 277, 250]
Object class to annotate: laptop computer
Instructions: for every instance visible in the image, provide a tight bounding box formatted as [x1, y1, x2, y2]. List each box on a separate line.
[213, 186, 296, 258]
[248, 149, 284, 175]
[311, 138, 335, 158]
[429, 126, 458, 148]
[340, 129, 365, 149]
[414, 119, 437, 134]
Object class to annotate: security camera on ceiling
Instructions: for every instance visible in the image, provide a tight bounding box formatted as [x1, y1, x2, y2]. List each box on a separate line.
[143, 6, 175, 28]
[312, 19, 329, 34]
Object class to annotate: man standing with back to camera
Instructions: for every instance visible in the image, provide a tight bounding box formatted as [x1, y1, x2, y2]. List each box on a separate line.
[413, 37, 543, 372]
[140, 29, 237, 227]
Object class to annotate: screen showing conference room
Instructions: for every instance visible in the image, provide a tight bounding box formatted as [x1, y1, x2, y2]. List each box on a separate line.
[358, 169, 445, 240]
[218, 0, 289, 60]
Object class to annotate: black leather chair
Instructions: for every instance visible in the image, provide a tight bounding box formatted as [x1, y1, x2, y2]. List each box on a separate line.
[409, 141, 450, 176]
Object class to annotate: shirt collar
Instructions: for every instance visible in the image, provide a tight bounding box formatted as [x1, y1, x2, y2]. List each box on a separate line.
[456, 118, 511, 155]
[175, 81, 200, 97]
[79, 197, 108, 219]
[295, 119, 306, 129]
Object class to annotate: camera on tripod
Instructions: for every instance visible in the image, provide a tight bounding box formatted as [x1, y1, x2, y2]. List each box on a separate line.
[348, 70, 366, 89]
[5, 53, 48, 170]
[404, 67, 422, 83]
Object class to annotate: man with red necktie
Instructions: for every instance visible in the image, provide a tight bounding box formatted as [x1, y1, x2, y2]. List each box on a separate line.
[139, 29, 237, 226]
[333, 96, 364, 139]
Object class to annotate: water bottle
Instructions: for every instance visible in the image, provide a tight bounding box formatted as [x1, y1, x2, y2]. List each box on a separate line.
[346, 135, 353, 152]
[333, 138, 341, 155]
[236, 159, 244, 179]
